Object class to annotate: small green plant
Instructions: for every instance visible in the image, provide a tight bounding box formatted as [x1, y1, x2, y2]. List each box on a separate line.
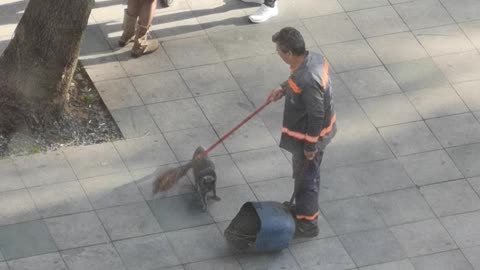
[30, 145, 41, 154]
[82, 95, 94, 105]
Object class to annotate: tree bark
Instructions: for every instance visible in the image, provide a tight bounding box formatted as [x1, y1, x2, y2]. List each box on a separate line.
[0, 0, 94, 132]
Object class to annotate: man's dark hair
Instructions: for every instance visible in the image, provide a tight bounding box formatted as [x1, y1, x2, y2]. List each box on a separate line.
[272, 27, 306, 56]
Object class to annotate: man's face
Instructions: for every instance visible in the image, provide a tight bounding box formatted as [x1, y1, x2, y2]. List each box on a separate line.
[276, 43, 291, 65]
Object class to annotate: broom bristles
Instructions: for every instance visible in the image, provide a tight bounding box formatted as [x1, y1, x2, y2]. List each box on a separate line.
[152, 162, 193, 193]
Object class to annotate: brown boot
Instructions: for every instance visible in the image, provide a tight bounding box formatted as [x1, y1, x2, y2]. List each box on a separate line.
[118, 9, 137, 47]
[131, 24, 159, 58]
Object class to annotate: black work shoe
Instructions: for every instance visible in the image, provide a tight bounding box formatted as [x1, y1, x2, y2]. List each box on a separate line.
[294, 221, 319, 238]
[282, 201, 296, 215]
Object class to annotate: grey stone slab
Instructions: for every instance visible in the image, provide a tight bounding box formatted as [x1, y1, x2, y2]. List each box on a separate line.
[111, 106, 161, 139]
[163, 126, 228, 161]
[303, 13, 363, 45]
[398, 150, 463, 186]
[321, 40, 382, 72]
[29, 181, 92, 218]
[339, 229, 406, 267]
[411, 250, 474, 270]
[165, 224, 233, 264]
[130, 71, 192, 104]
[426, 113, 480, 147]
[339, 66, 401, 99]
[61, 244, 127, 270]
[8, 252, 67, 270]
[386, 57, 450, 91]
[394, 0, 454, 30]
[0, 189, 40, 226]
[95, 78, 144, 110]
[147, 193, 214, 231]
[454, 80, 480, 111]
[116, 46, 175, 77]
[90, 0, 124, 22]
[114, 234, 180, 270]
[147, 98, 210, 132]
[196, 91, 253, 125]
[379, 121, 442, 156]
[370, 188, 434, 226]
[330, 73, 356, 103]
[63, 143, 127, 179]
[80, 52, 127, 82]
[447, 143, 480, 177]
[440, 0, 480, 22]
[208, 155, 245, 188]
[192, 0, 250, 34]
[179, 63, 240, 96]
[463, 246, 480, 270]
[460, 20, 480, 49]
[420, 180, 480, 217]
[150, 9, 205, 41]
[359, 93, 422, 127]
[80, 24, 111, 55]
[231, 147, 292, 183]
[405, 86, 469, 119]
[185, 257, 241, 270]
[207, 184, 257, 222]
[0, 250, 3, 261]
[368, 32, 428, 64]
[338, 0, 389, 11]
[433, 51, 480, 83]
[45, 212, 109, 250]
[97, 202, 162, 241]
[251, 177, 294, 202]
[470, 176, 480, 195]
[391, 219, 456, 257]
[290, 0, 344, 18]
[321, 197, 385, 234]
[414, 25, 475, 56]
[290, 237, 356, 270]
[358, 259, 415, 270]
[236, 249, 300, 270]
[0, 220, 57, 260]
[0, 159, 24, 192]
[80, 173, 144, 210]
[441, 211, 480, 248]
[349, 6, 408, 37]
[113, 135, 177, 171]
[13, 151, 76, 187]
[320, 166, 365, 202]
[163, 36, 221, 68]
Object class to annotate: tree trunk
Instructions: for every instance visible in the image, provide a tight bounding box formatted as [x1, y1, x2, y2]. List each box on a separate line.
[0, 0, 94, 133]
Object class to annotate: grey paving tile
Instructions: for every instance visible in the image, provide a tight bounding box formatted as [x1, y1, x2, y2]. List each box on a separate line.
[0, 250, 3, 261]
[147, 98, 210, 132]
[113, 135, 177, 171]
[130, 71, 192, 104]
[368, 32, 428, 64]
[207, 184, 257, 222]
[61, 244, 127, 270]
[45, 212, 109, 250]
[414, 24, 475, 56]
[386, 57, 450, 91]
[116, 46, 175, 77]
[420, 180, 480, 217]
[29, 181, 92, 218]
[251, 177, 294, 202]
[7, 252, 67, 270]
[358, 259, 415, 270]
[463, 246, 480, 270]
[426, 113, 480, 147]
[192, 0, 250, 33]
[320, 166, 365, 202]
[359, 93, 422, 127]
[236, 249, 300, 270]
[321, 40, 382, 72]
[95, 78, 143, 110]
[339, 66, 401, 99]
[165, 224, 233, 264]
[398, 150, 463, 186]
[460, 20, 480, 49]
[290, 0, 344, 18]
[0, 189, 40, 226]
[433, 51, 480, 83]
[394, 0, 454, 30]
[231, 147, 292, 183]
[453, 80, 480, 111]
[447, 143, 480, 177]
[179, 63, 240, 97]
[90, 0, 124, 22]
[338, 0, 389, 11]
[441, 211, 480, 248]
[290, 237, 355, 270]
[330, 73, 356, 103]
[150, 9, 205, 41]
[111, 106, 161, 139]
[163, 36, 221, 69]
[303, 13, 363, 45]
[405, 86, 469, 119]
[63, 143, 127, 179]
[80, 24, 111, 55]
[410, 250, 474, 270]
[196, 91, 253, 125]
[147, 193, 214, 231]
[440, 0, 480, 22]
[0, 159, 24, 192]
[163, 126, 228, 161]
[80, 172, 144, 210]
[0, 220, 57, 260]
[114, 234, 180, 270]
[469, 176, 480, 195]
[80, 52, 127, 82]
[97, 202, 162, 241]
[185, 257, 241, 270]
[379, 121, 442, 156]
[13, 151, 76, 187]
[349, 6, 408, 37]
[339, 229, 406, 267]
[321, 197, 385, 234]
[208, 155, 245, 188]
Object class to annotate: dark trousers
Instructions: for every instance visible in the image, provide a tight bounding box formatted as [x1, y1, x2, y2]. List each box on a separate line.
[264, 0, 276, 8]
[291, 150, 323, 225]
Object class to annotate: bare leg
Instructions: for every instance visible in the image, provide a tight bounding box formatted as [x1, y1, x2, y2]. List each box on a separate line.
[138, 0, 157, 27]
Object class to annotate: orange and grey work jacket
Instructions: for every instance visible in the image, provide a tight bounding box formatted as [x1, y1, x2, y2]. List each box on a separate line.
[279, 51, 336, 154]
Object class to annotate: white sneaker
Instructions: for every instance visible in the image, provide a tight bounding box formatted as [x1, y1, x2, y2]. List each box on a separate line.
[249, 3, 278, 23]
[241, 0, 263, 4]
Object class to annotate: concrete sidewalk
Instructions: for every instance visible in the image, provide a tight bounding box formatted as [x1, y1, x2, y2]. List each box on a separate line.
[1, 0, 480, 269]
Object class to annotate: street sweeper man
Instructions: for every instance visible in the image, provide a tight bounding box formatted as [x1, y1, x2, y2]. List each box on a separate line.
[267, 27, 337, 238]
